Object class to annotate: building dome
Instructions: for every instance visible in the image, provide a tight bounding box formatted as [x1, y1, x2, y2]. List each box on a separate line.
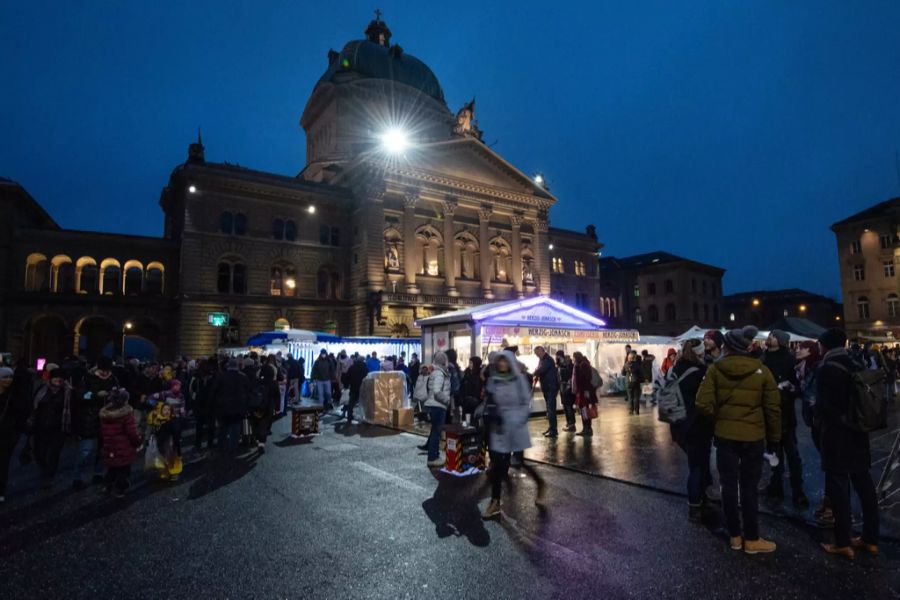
[314, 17, 446, 106]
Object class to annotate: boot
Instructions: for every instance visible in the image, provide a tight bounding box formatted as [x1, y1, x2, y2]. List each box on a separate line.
[850, 537, 879, 555]
[821, 543, 854, 559]
[744, 538, 777, 554]
[729, 536, 743, 551]
[481, 499, 501, 520]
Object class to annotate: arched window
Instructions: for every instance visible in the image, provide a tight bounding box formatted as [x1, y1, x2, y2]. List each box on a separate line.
[317, 267, 341, 299]
[272, 218, 285, 240]
[25, 253, 49, 291]
[217, 259, 246, 294]
[220, 211, 234, 234]
[100, 258, 121, 295]
[417, 226, 443, 277]
[234, 213, 247, 236]
[648, 305, 659, 322]
[665, 303, 676, 321]
[888, 294, 900, 317]
[123, 260, 143, 296]
[51, 255, 75, 293]
[455, 232, 480, 280]
[634, 308, 642, 325]
[76, 257, 98, 294]
[274, 317, 290, 331]
[270, 264, 297, 297]
[284, 220, 297, 242]
[489, 237, 511, 282]
[648, 282, 657, 296]
[145, 262, 164, 295]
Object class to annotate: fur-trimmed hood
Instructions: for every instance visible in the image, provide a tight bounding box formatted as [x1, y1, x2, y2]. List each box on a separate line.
[100, 404, 133, 420]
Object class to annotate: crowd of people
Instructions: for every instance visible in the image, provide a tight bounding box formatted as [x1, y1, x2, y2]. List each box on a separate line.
[0, 325, 891, 560]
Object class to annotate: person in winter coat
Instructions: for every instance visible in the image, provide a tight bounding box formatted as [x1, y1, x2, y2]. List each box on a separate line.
[795, 340, 831, 524]
[345, 355, 369, 424]
[762, 330, 808, 508]
[424, 352, 452, 467]
[461, 357, 484, 416]
[703, 330, 725, 365]
[554, 352, 576, 432]
[311, 349, 336, 411]
[210, 359, 251, 455]
[190, 360, 217, 451]
[533, 347, 560, 438]
[481, 350, 543, 520]
[622, 352, 642, 416]
[573, 352, 599, 436]
[696, 325, 781, 555]
[0, 366, 32, 502]
[407, 353, 421, 397]
[661, 348, 677, 376]
[73, 356, 119, 489]
[99, 388, 141, 498]
[251, 364, 280, 453]
[667, 339, 710, 521]
[30, 369, 73, 489]
[815, 328, 879, 558]
[147, 379, 185, 481]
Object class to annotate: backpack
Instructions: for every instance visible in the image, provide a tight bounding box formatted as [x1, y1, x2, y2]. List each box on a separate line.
[656, 366, 699, 424]
[412, 374, 431, 403]
[247, 381, 267, 410]
[828, 362, 888, 433]
[590, 366, 603, 390]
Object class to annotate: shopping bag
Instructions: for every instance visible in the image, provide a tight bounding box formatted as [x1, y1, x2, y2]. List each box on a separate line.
[143, 435, 161, 472]
[581, 404, 598, 421]
[340, 388, 350, 405]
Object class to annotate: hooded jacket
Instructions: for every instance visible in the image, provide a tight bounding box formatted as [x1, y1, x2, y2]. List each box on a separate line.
[485, 350, 533, 453]
[695, 354, 781, 443]
[99, 404, 141, 467]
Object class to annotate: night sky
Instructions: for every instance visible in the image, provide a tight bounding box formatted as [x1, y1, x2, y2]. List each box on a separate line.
[3, 1, 900, 300]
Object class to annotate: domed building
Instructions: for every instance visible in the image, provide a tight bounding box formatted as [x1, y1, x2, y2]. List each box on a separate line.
[2, 16, 601, 362]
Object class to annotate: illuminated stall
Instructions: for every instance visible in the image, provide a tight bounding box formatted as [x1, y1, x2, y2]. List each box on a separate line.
[416, 296, 639, 411]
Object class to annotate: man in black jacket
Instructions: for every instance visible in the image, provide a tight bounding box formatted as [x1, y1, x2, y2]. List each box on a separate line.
[815, 328, 879, 558]
[762, 330, 808, 508]
[533, 347, 560, 438]
[210, 358, 250, 455]
[345, 355, 369, 424]
[73, 356, 118, 489]
[555, 351, 576, 432]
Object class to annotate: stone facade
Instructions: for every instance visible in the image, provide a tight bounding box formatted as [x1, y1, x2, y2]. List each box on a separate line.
[1, 17, 602, 363]
[831, 197, 900, 339]
[722, 289, 842, 330]
[599, 252, 725, 336]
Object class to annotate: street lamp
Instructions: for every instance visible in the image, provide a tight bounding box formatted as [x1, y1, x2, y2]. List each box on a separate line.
[752, 298, 760, 307]
[307, 205, 316, 214]
[188, 185, 197, 194]
[122, 321, 133, 359]
[799, 304, 807, 313]
[379, 127, 410, 154]
[534, 173, 544, 185]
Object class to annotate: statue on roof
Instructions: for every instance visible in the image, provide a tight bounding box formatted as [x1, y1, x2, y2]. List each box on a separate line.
[453, 98, 483, 140]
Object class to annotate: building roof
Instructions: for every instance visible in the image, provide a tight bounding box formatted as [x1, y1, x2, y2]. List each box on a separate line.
[765, 317, 827, 338]
[314, 19, 446, 106]
[724, 288, 836, 303]
[831, 197, 900, 230]
[599, 251, 724, 274]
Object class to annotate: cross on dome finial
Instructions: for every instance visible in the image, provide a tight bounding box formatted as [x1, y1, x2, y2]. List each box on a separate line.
[375, 8, 382, 20]
[365, 10, 391, 46]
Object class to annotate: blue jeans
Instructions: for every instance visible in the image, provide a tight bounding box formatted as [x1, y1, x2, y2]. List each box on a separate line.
[217, 417, 242, 454]
[316, 381, 332, 408]
[542, 386, 559, 434]
[73, 437, 103, 482]
[426, 406, 446, 461]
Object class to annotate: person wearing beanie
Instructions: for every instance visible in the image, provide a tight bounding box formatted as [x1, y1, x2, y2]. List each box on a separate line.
[72, 357, 120, 489]
[696, 325, 781, 554]
[30, 368, 73, 490]
[99, 388, 140, 498]
[762, 330, 808, 508]
[423, 352, 452, 467]
[815, 328, 879, 558]
[703, 330, 725, 365]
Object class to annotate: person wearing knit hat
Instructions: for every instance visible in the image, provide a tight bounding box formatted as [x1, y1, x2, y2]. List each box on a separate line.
[703, 330, 725, 364]
[74, 356, 120, 490]
[695, 324, 781, 555]
[815, 327, 880, 557]
[763, 329, 808, 508]
[99, 387, 140, 498]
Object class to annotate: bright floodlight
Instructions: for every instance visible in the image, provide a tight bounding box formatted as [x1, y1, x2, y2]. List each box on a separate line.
[380, 128, 409, 154]
[188, 185, 197, 194]
[534, 174, 544, 185]
[307, 205, 316, 214]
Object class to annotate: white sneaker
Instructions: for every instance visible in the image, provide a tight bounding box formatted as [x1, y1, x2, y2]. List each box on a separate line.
[427, 456, 444, 467]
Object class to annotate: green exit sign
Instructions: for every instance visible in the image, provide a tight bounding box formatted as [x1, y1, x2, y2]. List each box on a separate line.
[208, 312, 230, 327]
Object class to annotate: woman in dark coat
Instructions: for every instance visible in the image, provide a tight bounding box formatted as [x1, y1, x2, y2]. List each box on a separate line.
[815, 328, 879, 558]
[667, 339, 710, 521]
[573, 352, 598, 436]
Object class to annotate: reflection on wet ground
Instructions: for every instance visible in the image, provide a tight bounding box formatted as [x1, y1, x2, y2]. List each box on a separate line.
[405, 394, 900, 536]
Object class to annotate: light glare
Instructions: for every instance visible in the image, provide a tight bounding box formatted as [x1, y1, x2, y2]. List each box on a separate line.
[380, 128, 410, 153]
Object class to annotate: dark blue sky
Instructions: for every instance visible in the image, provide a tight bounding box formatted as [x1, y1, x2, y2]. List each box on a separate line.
[3, 1, 900, 300]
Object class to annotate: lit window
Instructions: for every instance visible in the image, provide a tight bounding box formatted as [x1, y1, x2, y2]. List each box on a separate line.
[888, 294, 900, 318]
[633, 284, 640, 298]
[881, 234, 894, 249]
[857, 296, 870, 320]
[634, 308, 642, 324]
[729, 312, 735, 322]
[552, 257, 564, 274]
[884, 261, 895, 278]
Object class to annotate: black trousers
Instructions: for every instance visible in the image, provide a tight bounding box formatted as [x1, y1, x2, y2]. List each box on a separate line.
[716, 438, 763, 540]
[825, 470, 879, 547]
[252, 412, 271, 445]
[771, 410, 804, 492]
[560, 390, 576, 427]
[0, 428, 20, 496]
[489, 450, 545, 500]
[33, 431, 66, 480]
[347, 389, 360, 421]
[195, 411, 216, 449]
[104, 465, 132, 493]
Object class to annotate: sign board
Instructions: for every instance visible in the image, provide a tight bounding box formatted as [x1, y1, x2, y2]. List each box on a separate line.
[208, 312, 230, 327]
[483, 326, 640, 343]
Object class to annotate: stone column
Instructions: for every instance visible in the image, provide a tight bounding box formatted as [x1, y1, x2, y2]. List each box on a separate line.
[510, 212, 524, 298]
[402, 191, 420, 294]
[442, 199, 459, 297]
[478, 206, 494, 299]
[529, 217, 542, 296]
[534, 213, 551, 296]
[361, 181, 386, 292]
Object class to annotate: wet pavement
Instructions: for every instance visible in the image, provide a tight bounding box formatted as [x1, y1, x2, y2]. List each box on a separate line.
[1, 413, 899, 599]
[407, 394, 900, 538]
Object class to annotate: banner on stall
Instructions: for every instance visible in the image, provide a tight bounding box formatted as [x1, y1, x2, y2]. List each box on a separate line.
[483, 326, 639, 343]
